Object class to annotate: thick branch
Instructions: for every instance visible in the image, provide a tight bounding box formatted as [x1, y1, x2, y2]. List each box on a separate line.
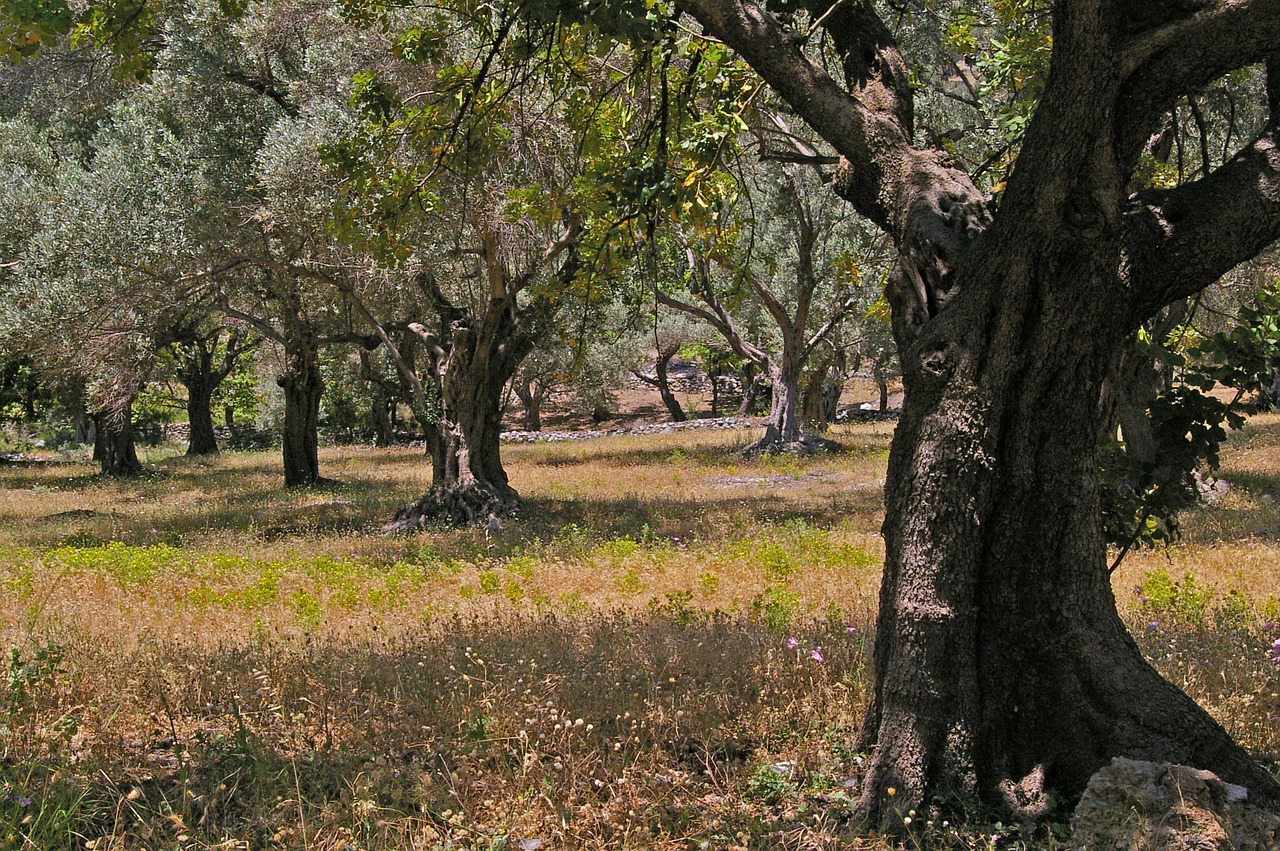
[1124, 129, 1280, 318]
[224, 70, 300, 118]
[675, 0, 987, 337]
[1118, 0, 1280, 166]
[803, 293, 860, 359]
[215, 304, 284, 345]
[654, 283, 768, 367]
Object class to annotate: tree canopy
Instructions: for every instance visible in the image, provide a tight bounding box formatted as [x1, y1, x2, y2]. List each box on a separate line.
[4, 0, 1280, 827]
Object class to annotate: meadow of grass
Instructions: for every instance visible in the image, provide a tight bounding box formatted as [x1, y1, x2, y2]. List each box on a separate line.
[0, 418, 1278, 849]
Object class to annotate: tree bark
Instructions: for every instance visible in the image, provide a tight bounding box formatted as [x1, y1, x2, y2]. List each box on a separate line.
[371, 388, 395, 447]
[392, 223, 578, 529]
[186, 376, 219, 456]
[512, 379, 546, 431]
[745, 330, 839, 456]
[748, 359, 802, 451]
[673, 0, 1280, 823]
[93, 399, 142, 477]
[389, 314, 533, 529]
[737, 363, 759, 416]
[166, 326, 255, 456]
[632, 342, 687, 423]
[873, 363, 890, 413]
[277, 330, 323, 487]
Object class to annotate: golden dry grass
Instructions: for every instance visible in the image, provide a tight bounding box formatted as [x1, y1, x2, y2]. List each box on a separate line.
[0, 417, 1277, 850]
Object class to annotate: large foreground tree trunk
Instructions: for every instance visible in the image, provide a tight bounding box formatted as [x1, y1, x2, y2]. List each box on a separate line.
[675, 0, 1280, 824]
[93, 399, 142, 477]
[278, 332, 323, 487]
[859, 233, 1279, 820]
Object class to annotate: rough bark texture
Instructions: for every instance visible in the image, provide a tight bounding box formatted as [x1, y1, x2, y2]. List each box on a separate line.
[676, 0, 1280, 824]
[186, 378, 219, 456]
[388, 315, 534, 529]
[278, 329, 323, 488]
[390, 227, 577, 530]
[93, 400, 142, 477]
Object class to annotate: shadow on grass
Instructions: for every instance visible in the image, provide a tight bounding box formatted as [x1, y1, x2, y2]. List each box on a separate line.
[5, 612, 875, 849]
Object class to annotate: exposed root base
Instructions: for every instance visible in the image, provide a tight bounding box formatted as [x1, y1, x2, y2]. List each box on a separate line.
[386, 482, 520, 531]
[285, 476, 341, 491]
[742, 433, 844, 459]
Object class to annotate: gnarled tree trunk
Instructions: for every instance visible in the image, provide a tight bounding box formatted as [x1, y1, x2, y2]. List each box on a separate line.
[185, 373, 219, 456]
[278, 330, 323, 487]
[93, 399, 142, 477]
[745, 339, 839, 457]
[167, 326, 255, 456]
[675, 0, 1280, 824]
[632, 341, 687, 423]
[512, 378, 546, 431]
[389, 314, 535, 529]
[390, 224, 578, 530]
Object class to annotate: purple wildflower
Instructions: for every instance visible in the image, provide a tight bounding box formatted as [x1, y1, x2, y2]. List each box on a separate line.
[17, 797, 32, 808]
[1146, 620, 1160, 630]
[810, 648, 824, 663]
[786, 637, 799, 650]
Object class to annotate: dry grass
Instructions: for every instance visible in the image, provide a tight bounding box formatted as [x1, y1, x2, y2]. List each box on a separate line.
[1, 417, 1277, 849]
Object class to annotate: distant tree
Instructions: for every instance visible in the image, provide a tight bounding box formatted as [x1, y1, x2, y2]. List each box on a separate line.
[156, 320, 258, 455]
[655, 164, 880, 454]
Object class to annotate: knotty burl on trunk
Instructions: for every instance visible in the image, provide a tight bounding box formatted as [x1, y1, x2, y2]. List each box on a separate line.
[674, 0, 1280, 822]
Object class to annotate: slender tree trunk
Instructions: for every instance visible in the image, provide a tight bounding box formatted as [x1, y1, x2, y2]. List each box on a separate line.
[277, 333, 323, 487]
[74, 410, 95, 447]
[653, 345, 687, 423]
[93, 400, 142, 477]
[873, 364, 889, 412]
[372, 393, 394, 447]
[737, 364, 759, 416]
[359, 350, 396, 448]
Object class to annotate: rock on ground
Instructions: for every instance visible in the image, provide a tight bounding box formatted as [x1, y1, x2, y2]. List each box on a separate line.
[1070, 758, 1279, 850]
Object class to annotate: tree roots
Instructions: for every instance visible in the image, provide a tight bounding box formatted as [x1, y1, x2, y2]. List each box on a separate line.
[385, 481, 520, 531]
[741, 432, 844, 458]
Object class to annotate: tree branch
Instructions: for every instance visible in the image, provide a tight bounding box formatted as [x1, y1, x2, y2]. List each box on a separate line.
[1117, 0, 1280, 166]
[675, 0, 987, 338]
[214, 304, 284, 345]
[1123, 128, 1280, 319]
